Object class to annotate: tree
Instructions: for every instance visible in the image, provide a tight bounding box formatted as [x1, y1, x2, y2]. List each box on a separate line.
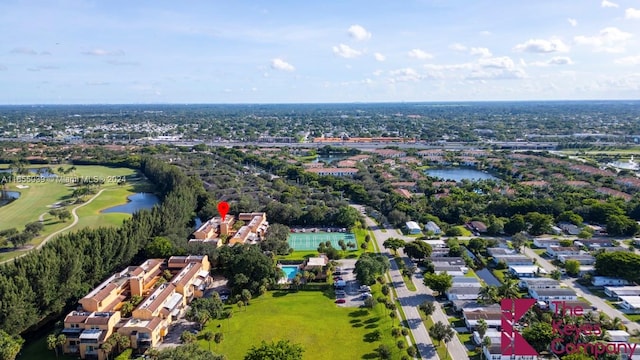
[481, 336, 492, 360]
[100, 341, 113, 360]
[504, 214, 526, 235]
[564, 259, 581, 277]
[180, 331, 197, 344]
[423, 272, 453, 296]
[477, 319, 488, 340]
[354, 253, 390, 285]
[510, 232, 528, 253]
[374, 344, 392, 360]
[243, 340, 304, 360]
[595, 251, 640, 284]
[144, 236, 175, 258]
[550, 269, 562, 280]
[404, 241, 432, 261]
[120, 301, 134, 318]
[241, 289, 252, 305]
[157, 343, 226, 360]
[24, 221, 44, 235]
[498, 278, 520, 300]
[382, 238, 405, 255]
[522, 322, 555, 353]
[364, 296, 376, 308]
[214, 332, 224, 349]
[525, 212, 553, 236]
[47, 333, 61, 359]
[429, 321, 455, 348]
[261, 223, 292, 255]
[478, 285, 499, 305]
[203, 331, 214, 351]
[0, 330, 24, 360]
[419, 301, 436, 316]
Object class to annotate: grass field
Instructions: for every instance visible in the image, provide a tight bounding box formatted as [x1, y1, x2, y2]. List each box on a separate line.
[18, 335, 76, 360]
[0, 165, 151, 262]
[199, 289, 410, 360]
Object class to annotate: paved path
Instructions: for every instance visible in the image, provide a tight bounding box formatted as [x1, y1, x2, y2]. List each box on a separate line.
[0, 189, 107, 264]
[523, 247, 640, 332]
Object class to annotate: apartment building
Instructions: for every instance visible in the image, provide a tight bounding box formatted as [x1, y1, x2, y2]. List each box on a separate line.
[190, 213, 269, 247]
[62, 256, 211, 359]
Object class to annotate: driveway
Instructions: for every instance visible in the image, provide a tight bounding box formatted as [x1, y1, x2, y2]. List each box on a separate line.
[158, 319, 199, 349]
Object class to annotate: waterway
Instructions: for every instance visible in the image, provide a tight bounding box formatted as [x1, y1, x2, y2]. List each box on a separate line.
[425, 168, 498, 182]
[101, 193, 159, 214]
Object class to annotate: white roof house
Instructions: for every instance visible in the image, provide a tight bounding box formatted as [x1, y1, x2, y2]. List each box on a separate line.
[509, 265, 546, 278]
[424, 221, 442, 234]
[406, 221, 422, 234]
[620, 296, 640, 313]
[592, 276, 631, 287]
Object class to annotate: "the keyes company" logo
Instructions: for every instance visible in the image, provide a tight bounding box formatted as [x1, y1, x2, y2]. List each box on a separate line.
[501, 298, 637, 358]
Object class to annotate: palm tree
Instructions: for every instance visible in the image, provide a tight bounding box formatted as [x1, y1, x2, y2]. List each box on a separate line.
[477, 319, 488, 339]
[203, 331, 214, 351]
[441, 324, 456, 359]
[214, 332, 224, 350]
[481, 336, 492, 360]
[478, 285, 499, 304]
[100, 341, 113, 360]
[47, 334, 60, 359]
[497, 278, 520, 300]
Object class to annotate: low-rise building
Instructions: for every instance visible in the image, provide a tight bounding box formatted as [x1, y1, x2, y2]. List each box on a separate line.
[463, 306, 501, 330]
[405, 221, 422, 235]
[306, 167, 359, 177]
[446, 287, 480, 301]
[519, 278, 561, 290]
[592, 276, 631, 287]
[424, 221, 442, 235]
[549, 300, 591, 314]
[190, 213, 269, 246]
[532, 238, 560, 249]
[604, 286, 640, 299]
[434, 264, 467, 276]
[493, 254, 533, 266]
[62, 311, 121, 360]
[620, 296, 640, 314]
[546, 246, 581, 258]
[509, 265, 546, 278]
[557, 254, 595, 265]
[529, 288, 578, 302]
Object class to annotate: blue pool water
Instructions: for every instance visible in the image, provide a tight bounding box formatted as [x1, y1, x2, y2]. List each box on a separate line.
[281, 265, 300, 280]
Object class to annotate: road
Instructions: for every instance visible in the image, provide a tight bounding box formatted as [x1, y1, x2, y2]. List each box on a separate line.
[0, 189, 107, 264]
[523, 247, 640, 333]
[358, 207, 470, 360]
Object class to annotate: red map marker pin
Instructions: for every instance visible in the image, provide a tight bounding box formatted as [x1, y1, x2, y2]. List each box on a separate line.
[218, 201, 230, 221]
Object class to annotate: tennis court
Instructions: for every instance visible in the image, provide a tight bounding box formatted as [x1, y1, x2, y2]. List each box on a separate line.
[288, 232, 356, 251]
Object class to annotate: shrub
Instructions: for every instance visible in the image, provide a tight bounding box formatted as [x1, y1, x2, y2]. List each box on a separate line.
[397, 340, 406, 349]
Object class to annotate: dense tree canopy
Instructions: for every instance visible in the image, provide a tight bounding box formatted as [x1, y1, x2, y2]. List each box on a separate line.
[243, 340, 304, 360]
[595, 251, 640, 284]
[354, 253, 390, 285]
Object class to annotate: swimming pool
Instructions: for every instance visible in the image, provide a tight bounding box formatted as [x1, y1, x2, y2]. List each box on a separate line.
[281, 265, 300, 280]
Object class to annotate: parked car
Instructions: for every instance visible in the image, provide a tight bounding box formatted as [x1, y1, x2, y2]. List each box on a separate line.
[335, 299, 346, 304]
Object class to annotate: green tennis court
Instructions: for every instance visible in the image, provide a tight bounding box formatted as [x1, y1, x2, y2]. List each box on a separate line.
[288, 232, 356, 251]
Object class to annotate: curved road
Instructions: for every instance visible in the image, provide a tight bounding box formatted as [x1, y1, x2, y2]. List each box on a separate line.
[0, 189, 107, 264]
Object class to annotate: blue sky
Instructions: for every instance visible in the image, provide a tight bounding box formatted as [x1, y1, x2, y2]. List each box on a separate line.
[1, 0, 639, 104]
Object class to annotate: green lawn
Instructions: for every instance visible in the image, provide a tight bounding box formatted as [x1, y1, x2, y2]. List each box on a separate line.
[451, 226, 472, 237]
[18, 335, 77, 360]
[0, 165, 150, 262]
[199, 290, 410, 360]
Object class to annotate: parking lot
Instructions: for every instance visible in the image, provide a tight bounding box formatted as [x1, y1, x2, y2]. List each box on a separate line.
[334, 259, 369, 308]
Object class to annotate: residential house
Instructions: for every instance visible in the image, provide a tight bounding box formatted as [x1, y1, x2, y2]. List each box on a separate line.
[592, 276, 631, 287]
[519, 278, 561, 290]
[429, 257, 466, 266]
[557, 254, 595, 265]
[546, 246, 581, 258]
[576, 238, 613, 249]
[118, 317, 167, 353]
[509, 265, 546, 278]
[483, 341, 538, 360]
[451, 277, 482, 288]
[406, 221, 422, 235]
[529, 288, 578, 302]
[620, 296, 640, 314]
[424, 221, 442, 235]
[473, 328, 501, 346]
[434, 264, 467, 276]
[463, 306, 502, 330]
[493, 254, 533, 266]
[559, 222, 580, 235]
[446, 287, 480, 301]
[608, 330, 631, 343]
[486, 247, 516, 257]
[604, 286, 640, 299]
[467, 221, 488, 234]
[597, 246, 628, 253]
[306, 167, 359, 177]
[532, 238, 560, 249]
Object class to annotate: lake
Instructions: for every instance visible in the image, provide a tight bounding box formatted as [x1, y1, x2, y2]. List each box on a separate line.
[425, 168, 498, 182]
[0, 167, 57, 178]
[101, 193, 160, 214]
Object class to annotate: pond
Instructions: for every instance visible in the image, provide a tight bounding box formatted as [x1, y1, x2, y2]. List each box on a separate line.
[0, 167, 57, 178]
[315, 155, 350, 164]
[424, 168, 498, 182]
[101, 193, 160, 214]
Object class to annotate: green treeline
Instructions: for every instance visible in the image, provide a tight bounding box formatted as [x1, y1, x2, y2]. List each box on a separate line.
[0, 156, 204, 336]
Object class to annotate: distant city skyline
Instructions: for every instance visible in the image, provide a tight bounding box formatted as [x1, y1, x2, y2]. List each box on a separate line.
[1, 0, 639, 104]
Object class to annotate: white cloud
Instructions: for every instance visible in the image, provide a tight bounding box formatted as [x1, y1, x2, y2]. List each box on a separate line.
[574, 27, 632, 53]
[479, 56, 516, 70]
[81, 49, 125, 56]
[625, 8, 640, 19]
[513, 38, 569, 53]
[408, 49, 433, 60]
[449, 43, 467, 52]
[601, 0, 619, 8]
[348, 25, 371, 41]
[332, 44, 362, 58]
[568, 18, 578, 27]
[0, 65, 7, 71]
[270, 58, 295, 71]
[530, 56, 574, 66]
[10, 47, 38, 55]
[615, 55, 640, 65]
[469, 47, 492, 58]
[388, 68, 422, 82]
[374, 52, 386, 61]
